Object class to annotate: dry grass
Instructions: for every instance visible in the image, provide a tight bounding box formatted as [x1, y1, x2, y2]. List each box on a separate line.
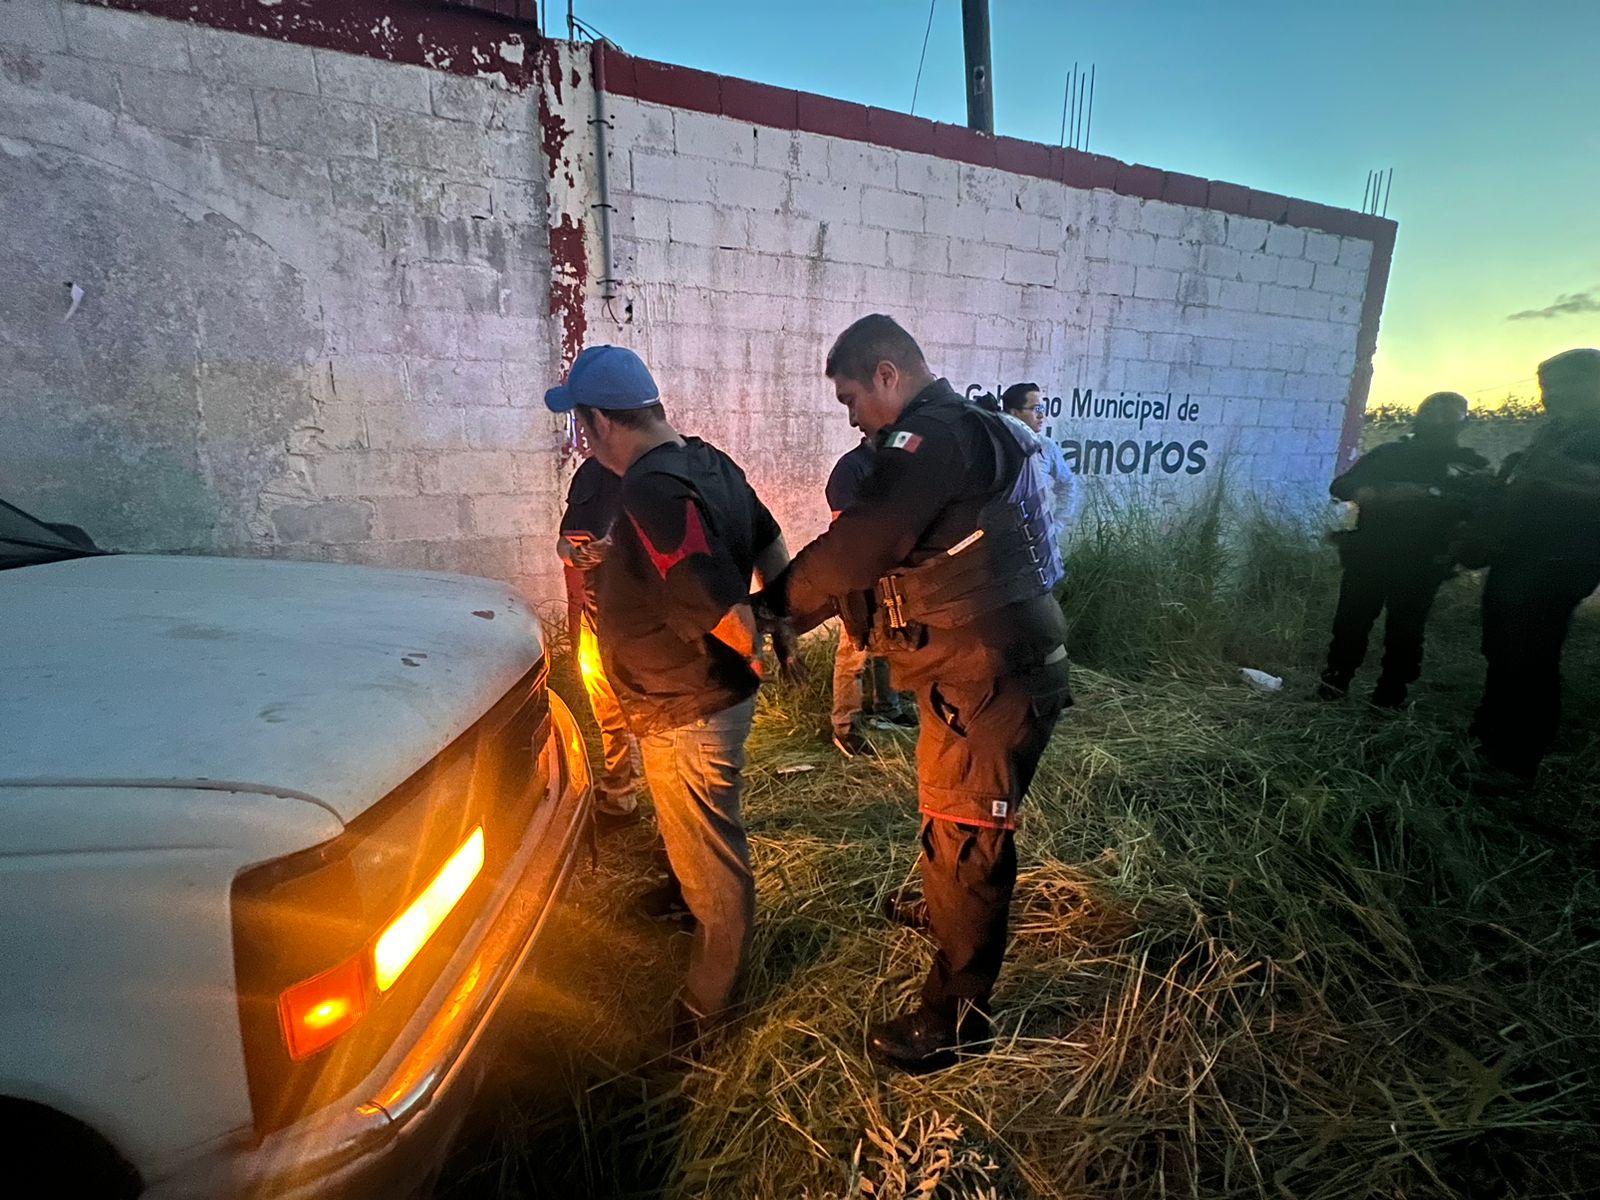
[438, 500, 1600, 1200]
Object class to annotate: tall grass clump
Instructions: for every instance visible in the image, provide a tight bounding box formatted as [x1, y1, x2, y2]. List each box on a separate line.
[1060, 485, 1337, 679]
[439, 492, 1600, 1200]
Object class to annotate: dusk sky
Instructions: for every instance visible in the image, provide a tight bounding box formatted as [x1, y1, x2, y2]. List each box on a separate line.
[574, 0, 1600, 410]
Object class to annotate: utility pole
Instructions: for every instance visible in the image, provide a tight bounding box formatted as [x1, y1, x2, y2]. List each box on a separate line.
[961, 0, 993, 134]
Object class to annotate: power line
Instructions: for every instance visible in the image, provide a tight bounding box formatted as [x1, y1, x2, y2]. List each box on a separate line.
[910, 0, 938, 115]
[1465, 375, 1537, 396]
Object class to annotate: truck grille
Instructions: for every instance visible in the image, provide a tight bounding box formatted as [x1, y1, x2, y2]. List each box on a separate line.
[231, 656, 553, 1137]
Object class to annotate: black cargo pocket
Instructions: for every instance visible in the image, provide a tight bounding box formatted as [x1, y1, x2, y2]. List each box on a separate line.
[929, 682, 967, 738]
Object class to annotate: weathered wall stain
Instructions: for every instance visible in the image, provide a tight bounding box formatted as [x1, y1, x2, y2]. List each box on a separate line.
[547, 214, 589, 372]
[2, 1, 562, 604]
[0, 143, 318, 552]
[537, 35, 586, 373]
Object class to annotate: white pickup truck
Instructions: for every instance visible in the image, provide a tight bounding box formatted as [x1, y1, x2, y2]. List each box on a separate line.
[0, 500, 593, 1197]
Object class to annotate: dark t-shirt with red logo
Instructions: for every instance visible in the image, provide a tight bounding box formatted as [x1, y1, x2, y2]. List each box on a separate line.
[594, 437, 782, 735]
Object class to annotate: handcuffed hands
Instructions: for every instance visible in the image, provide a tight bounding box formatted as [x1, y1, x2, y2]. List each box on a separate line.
[769, 618, 806, 685]
[751, 591, 806, 685]
[567, 534, 611, 571]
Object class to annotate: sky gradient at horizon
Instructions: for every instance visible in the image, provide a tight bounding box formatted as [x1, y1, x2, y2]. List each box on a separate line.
[572, 0, 1600, 408]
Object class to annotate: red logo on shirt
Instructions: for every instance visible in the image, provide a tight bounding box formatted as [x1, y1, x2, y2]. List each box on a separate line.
[629, 500, 711, 579]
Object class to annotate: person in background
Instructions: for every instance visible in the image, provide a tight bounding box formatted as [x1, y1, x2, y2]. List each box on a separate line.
[756, 316, 1072, 1073]
[545, 345, 792, 1045]
[1318, 390, 1491, 708]
[826, 434, 915, 758]
[1460, 348, 1600, 789]
[556, 454, 641, 831]
[1000, 382, 1079, 544]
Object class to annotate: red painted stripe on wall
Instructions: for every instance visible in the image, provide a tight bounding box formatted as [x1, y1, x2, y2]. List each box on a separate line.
[592, 42, 1396, 248]
[82, 0, 537, 86]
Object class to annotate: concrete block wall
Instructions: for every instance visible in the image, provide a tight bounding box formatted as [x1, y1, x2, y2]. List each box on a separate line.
[2, 3, 1395, 614]
[0, 0, 569, 605]
[555, 45, 1395, 545]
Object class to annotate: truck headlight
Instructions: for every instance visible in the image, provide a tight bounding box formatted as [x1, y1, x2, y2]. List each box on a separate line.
[373, 826, 484, 993]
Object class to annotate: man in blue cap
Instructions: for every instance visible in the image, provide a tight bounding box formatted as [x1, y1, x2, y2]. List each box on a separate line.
[546, 344, 792, 1043]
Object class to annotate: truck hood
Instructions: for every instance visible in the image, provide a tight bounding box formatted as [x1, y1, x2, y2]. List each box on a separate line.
[0, 555, 544, 823]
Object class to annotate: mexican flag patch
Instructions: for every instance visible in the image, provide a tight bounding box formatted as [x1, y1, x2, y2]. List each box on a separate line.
[885, 431, 923, 453]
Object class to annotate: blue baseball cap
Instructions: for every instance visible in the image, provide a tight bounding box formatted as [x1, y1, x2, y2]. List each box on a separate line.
[544, 345, 660, 413]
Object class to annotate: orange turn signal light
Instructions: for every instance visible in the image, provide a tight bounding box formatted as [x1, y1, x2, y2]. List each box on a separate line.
[279, 957, 367, 1061]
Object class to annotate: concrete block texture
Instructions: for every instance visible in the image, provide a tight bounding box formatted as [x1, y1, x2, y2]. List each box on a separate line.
[115, 65, 256, 139]
[2, 0, 68, 53]
[0, 42, 118, 112]
[373, 494, 469, 541]
[862, 186, 925, 232]
[675, 107, 757, 163]
[2, 24, 1379, 603]
[1, 6, 563, 601]
[896, 153, 959, 199]
[331, 158, 446, 212]
[257, 90, 378, 159]
[60, 1, 191, 69]
[314, 48, 433, 112]
[188, 24, 316, 92]
[271, 500, 373, 545]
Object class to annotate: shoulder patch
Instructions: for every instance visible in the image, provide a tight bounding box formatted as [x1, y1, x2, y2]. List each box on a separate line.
[885, 431, 923, 453]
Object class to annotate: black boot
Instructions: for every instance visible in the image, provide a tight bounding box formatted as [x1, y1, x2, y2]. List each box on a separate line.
[1370, 679, 1408, 710]
[867, 1004, 992, 1074]
[636, 879, 695, 931]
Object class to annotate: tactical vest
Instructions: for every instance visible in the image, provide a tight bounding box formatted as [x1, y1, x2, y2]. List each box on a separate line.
[1495, 417, 1600, 562]
[876, 405, 1064, 636]
[1505, 418, 1600, 489]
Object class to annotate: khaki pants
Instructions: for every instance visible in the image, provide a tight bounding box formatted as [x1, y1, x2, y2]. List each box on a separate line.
[577, 613, 640, 810]
[830, 626, 901, 736]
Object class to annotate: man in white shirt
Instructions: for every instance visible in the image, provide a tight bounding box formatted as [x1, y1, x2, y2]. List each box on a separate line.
[999, 382, 1078, 544]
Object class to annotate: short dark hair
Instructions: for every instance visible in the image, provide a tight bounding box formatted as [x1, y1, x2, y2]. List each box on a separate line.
[825, 314, 927, 383]
[574, 401, 665, 430]
[1539, 347, 1600, 408]
[1415, 391, 1468, 425]
[1000, 382, 1041, 412]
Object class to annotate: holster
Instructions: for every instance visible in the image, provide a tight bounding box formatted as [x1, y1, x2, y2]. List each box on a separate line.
[838, 589, 875, 650]
[873, 574, 928, 650]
